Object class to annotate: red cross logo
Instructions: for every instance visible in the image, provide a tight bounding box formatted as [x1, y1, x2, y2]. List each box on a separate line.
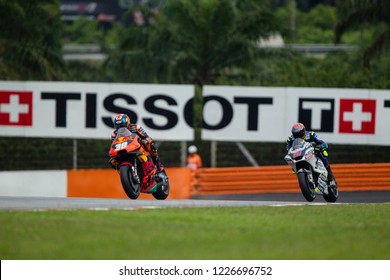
[0, 91, 33, 126]
[339, 99, 375, 134]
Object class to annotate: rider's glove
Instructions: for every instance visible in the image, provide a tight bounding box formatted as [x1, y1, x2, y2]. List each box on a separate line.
[315, 143, 328, 151]
[320, 143, 329, 156]
[140, 139, 149, 146]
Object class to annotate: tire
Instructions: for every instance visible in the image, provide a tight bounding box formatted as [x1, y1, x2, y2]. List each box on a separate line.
[120, 164, 140, 199]
[297, 171, 316, 202]
[152, 171, 170, 200]
[323, 183, 339, 203]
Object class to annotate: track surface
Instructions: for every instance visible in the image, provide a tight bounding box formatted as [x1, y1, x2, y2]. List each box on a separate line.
[192, 190, 390, 203]
[0, 191, 388, 211]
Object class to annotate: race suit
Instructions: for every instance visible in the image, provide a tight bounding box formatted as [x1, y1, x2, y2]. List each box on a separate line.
[286, 131, 330, 168]
[111, 123, 164, 172]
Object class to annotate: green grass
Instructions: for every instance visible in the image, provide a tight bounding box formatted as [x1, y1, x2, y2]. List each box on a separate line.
[0, 204, 389, 260]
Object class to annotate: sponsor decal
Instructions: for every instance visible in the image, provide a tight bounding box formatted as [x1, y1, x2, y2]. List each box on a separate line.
[0, 91, 33, 126]
[298, 98, 334, 132]
[339, 99, 376, 134]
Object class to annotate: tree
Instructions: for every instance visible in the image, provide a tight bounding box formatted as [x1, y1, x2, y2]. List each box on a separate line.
[276, 3, 336, 44]
[104, 0, 280, 141]
[63, 17, 103, 44]
[105, 0, 280, 87]
[0, 0, 64, 80]
[334, 0, 390, 67]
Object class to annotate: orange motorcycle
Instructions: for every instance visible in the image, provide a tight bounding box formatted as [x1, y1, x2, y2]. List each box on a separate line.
[108, 127, 169, 200]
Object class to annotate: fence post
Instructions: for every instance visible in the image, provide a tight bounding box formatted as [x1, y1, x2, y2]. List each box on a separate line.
[73, 139, 77, 170]
[236, 142, 259, 166]
[211, 141, 217, 167]
[181, 141, 187, 167]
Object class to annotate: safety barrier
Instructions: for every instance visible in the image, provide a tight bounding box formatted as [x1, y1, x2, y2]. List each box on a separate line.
[67, 168, 192, 200]
[192, 163, 390, 195]
[1, 163, 389, 199]
[0, 168, 192, 199]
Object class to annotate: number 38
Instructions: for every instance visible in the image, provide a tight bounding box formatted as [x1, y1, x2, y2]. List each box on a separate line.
[115, 142, 128, 151]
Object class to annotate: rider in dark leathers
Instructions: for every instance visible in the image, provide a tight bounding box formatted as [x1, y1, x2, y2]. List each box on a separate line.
[286, 123, 336, 185]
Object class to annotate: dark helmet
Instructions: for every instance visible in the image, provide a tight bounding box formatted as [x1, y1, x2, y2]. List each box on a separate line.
[291, 123, 306, 139]
[113, 114, 130, 130]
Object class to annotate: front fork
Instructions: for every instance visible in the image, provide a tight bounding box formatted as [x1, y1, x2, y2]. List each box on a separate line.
[298, 169, 317, 192]
[120, 160, 140, 184]
[311, 170, 329, 195]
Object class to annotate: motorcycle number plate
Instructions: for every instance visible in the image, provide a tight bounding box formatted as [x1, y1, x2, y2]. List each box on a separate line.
[114, 142, 128, 151]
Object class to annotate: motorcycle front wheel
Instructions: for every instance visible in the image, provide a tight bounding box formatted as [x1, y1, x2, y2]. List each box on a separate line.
[297, 171, 316, 202]
[120, 164, 141, 199]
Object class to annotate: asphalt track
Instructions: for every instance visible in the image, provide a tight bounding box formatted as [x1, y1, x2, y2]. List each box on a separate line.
[0, 191, 388, 211]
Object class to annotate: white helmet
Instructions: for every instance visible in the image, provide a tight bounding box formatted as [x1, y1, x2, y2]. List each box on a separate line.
[188, 145, 197, 154]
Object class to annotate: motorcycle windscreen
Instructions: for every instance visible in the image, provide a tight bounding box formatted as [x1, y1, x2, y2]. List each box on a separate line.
[115, 127, 132, 139]
[292, 138, 305, 149]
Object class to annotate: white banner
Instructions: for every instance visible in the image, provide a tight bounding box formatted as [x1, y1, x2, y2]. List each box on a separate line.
[0, 81, 195, 140]
[202, 86, 390, 145]
[1, 82, 390, 145]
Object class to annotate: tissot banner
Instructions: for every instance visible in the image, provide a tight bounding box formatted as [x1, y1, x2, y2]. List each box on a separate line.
[0, 81, 195, 140]
[1, 82, 390, 145]
[202, 86, 390, 145]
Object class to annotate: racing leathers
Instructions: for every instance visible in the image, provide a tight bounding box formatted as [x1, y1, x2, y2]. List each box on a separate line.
[286, 131, 336, 184]
[111, 123, 165, 173]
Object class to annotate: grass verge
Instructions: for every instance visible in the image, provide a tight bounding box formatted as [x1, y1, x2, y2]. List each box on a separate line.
[0, 204, 389, 259]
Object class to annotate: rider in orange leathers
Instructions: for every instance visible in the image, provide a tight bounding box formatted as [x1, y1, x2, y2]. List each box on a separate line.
[111, 113, 165, 173]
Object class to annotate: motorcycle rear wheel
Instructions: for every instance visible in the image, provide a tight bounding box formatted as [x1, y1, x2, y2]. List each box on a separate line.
[323, 183, 338, 202]
[297, 171, 316, 202]
[120, 165, 141, 199]
[152, 171, 170, 200]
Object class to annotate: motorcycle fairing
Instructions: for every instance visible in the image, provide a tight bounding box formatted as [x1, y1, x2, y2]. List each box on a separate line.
[140, 159, 158, 192]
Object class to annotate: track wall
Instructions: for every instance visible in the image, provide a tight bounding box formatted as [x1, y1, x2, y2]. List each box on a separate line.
[1, 163, 389, 198]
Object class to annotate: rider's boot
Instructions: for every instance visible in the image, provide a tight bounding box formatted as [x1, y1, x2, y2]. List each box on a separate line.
[326, 165, 336, 186]
[153, 155, 165, 173]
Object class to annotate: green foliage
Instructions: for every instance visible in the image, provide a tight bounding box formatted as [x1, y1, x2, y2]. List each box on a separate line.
[63, 60, 104, 82]
[257, 50, 390, 88]
[102, 0, 281, 144]
[297, 26, 334, 43]
[103, 23, 124, 45]
[63, 17, 103, 44]
[277, 4, 337, 44]
[335, 0, 390, 67]
[0, 0, 64, 80]
[62, 18, 124, 45]
[105, 0, 280, 86]
[303, 4, 336, 30]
